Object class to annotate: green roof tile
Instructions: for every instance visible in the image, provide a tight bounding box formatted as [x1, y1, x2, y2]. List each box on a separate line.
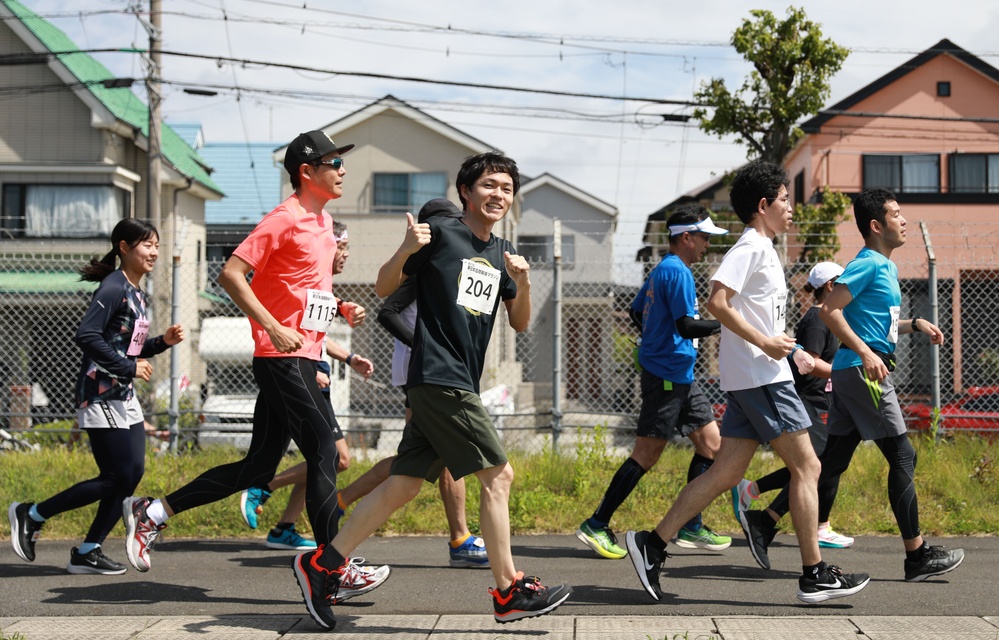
[2, 0, 222, 195]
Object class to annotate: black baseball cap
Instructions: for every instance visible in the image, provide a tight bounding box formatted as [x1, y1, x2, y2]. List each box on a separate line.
[283, 130, 355, 177]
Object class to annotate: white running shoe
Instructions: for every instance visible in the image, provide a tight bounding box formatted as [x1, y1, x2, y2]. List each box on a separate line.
[817, 525, 854, 549]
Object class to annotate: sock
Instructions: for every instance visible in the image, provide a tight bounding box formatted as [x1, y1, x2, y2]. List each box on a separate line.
[450, 532, 472, 549]
[28, 504, 45, 523]
[648, 530, 668, 553]
[591, 457, 646, 526]
[146, 499, 168, 526]
[337, 491, 347, 511]
[78, 542, 99, 555]
[320, 544, 347, 572]
[818, 521, 831, 532]
[683, 453, 714, 531]
[803, 561, 826, 578]
[906, 542, 929, 562]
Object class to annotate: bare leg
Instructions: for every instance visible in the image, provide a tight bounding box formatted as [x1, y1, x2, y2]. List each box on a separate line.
[267, 462, 307, 492]
[768, 429, 822, 566]
[687, 421, 722, 459]
[331, 474, 424, 557]
[340, 457, 394, 507]
[439, 467, 469, 542]
[475, 462, 517, 590]
[277, 482, 307, 525]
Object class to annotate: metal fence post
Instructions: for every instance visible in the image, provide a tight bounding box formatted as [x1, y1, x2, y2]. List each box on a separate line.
[919, 221, 941, 433]
[551, 219, 563, 454]
[168, 210, 191, 453]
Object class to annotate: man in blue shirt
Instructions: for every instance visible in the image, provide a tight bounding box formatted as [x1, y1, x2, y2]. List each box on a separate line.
[818, 186, 964, 582]
[576, 203, 732, 559]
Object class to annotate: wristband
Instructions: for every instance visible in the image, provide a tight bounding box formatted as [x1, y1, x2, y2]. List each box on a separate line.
[791, 344, 804, 354]
[911, 316, 922, 332]
[345, 353, 355, 366]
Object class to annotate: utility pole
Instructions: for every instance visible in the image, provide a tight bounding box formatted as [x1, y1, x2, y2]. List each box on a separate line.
[146, 0, 162, 235]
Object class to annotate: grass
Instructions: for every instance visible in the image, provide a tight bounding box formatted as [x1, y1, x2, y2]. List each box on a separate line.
[0, 430, 997, 540]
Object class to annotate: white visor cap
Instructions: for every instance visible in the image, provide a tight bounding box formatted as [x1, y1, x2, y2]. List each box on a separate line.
[668, 217, 728, 236]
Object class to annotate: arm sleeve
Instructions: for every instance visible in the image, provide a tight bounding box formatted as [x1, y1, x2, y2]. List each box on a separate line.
[74, 281, 136, 378]
[139, 335, 170, 359]
[628, 307, 643, 332]
[377, 279, 417, 347]
[675, 316, 721, 339]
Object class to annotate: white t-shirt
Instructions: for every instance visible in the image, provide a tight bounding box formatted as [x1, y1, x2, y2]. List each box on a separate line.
[390, 301, 418, 387]
[710, 227, 793, 391]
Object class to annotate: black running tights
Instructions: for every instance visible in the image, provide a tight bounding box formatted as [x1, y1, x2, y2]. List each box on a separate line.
[37, 421, 146, 544]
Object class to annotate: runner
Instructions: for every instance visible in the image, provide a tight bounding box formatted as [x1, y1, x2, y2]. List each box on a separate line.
[8, 218, 183, 575]
[576, 203, 733, 560]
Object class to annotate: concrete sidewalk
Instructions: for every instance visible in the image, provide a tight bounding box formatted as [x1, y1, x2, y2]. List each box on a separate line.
[3, 613, 999, 639]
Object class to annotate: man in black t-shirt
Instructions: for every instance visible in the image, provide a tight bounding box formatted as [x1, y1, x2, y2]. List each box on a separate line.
[320, 152, 571, 624]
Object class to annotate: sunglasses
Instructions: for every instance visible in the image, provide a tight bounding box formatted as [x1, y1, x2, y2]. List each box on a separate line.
[315, 157, 344, 170]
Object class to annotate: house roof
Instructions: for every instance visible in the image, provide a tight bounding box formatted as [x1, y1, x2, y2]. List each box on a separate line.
[520, 172, 618, 218]
[0, 0, 222, 195]
[199, 142, 281, 225]
[272, 95, 494, 161]
[801, 38, 999, 134]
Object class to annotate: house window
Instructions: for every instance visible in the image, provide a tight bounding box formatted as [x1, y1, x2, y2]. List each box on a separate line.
[794, 170, 805, 207]
[2, 184, 129, 238]
[518, 234, 575, 267]
[937, 81, 951, 97]
[372, 172, 447, 213]
[950, 153, 999, 193]
[862, 154, 940, 193]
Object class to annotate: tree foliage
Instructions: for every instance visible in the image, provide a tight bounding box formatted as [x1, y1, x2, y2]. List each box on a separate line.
[693, 6, 849, 165]
[794, 188, 852, 263]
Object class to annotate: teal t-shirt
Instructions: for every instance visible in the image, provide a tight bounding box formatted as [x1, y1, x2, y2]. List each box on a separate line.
[831, 247, 901, 370]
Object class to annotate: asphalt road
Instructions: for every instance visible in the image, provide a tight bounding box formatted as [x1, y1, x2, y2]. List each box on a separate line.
[1, 533, 995, 619]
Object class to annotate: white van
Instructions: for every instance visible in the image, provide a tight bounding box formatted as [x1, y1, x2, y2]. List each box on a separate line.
[198, 316, 351, 449]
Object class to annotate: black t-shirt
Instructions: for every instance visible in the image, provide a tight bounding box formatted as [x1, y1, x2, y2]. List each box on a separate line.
[403, 216, 518, 394]
[792, 305, 839, 410]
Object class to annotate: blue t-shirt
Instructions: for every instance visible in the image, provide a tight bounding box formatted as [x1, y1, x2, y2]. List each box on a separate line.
[832, 247, 901, 370]
[631, 253, 698, 384]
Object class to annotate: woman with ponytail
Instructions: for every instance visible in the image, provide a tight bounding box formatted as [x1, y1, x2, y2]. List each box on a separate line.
[8, 217, 185, 575]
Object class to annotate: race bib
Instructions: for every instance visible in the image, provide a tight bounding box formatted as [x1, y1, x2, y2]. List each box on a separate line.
[301, 289, 338, 332]
[127, 318, 150, 356]
[772, 291, 787, 334]
[888, 305, 900, 343]
[456, 259, 501, 315]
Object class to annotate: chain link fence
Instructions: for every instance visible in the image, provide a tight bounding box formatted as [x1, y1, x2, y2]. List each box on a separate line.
[3, 221, 998, 454]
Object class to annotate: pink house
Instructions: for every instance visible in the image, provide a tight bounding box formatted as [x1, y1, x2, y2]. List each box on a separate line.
[787, 39, 999, 394]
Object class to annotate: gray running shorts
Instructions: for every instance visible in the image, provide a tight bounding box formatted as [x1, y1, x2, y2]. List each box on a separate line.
[719, 381, 810, 443]
[827, 367, 907, 440]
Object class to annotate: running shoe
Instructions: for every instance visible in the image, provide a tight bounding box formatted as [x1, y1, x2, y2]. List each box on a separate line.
[490, 571, 572, 623]
[336, 556, 391, 601]
[293, 546, 340, 630]
[739, 509, 776, 570]
[797, 564, 870, 603]
[817, 524, 855, 549]
[8, 501, 43, 563]
[625, 530, 667, 601]
[575, 520, 627, 559]
[675, 525, 732, 551]
[904, 545, 965, 582]
[67, 546, 127, 575]
[449, 535, 490, 568]
[731, 479, 754, 521]
[266, 525, 317, 550]
[240, 487, 271, 530]
[122, 496, 166, 572]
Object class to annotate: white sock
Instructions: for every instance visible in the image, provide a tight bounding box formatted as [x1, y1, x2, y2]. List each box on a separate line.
[146, 499, 168, 526]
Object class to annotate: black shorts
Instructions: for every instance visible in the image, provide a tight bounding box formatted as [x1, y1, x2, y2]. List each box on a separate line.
[636, 370, 715, 440]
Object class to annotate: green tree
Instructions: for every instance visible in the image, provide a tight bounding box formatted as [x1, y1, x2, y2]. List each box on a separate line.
[693, 6, 849, 165]
[794, 188, 852, 263]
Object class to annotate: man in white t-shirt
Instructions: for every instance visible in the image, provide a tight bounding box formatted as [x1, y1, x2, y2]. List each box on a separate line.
[625, 159, 870, 605]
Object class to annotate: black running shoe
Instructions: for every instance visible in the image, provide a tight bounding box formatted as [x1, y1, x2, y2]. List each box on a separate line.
[490, 571, 571, 623]
[8, 502, 43, 563]
[797, 564, 870, 603]
[625, 530, 667, 601]
[293, 546, 340, 630]
[67, 547, 127, 575]
[904, 545, 965, 582]
[739, 509, 776, 570]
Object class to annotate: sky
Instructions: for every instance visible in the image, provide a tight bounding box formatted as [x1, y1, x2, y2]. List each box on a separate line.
[14, 0, 999, 284]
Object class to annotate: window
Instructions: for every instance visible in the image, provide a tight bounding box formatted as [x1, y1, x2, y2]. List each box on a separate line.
[862, 154, 940, 193]
[937, 81, 951, 97]
[518, 234, 575, 266]
[372, 172, 447, 213]
[794, 170, 805, 207]
[2, 184, 129, 238]
[950, 154, 999, 193]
